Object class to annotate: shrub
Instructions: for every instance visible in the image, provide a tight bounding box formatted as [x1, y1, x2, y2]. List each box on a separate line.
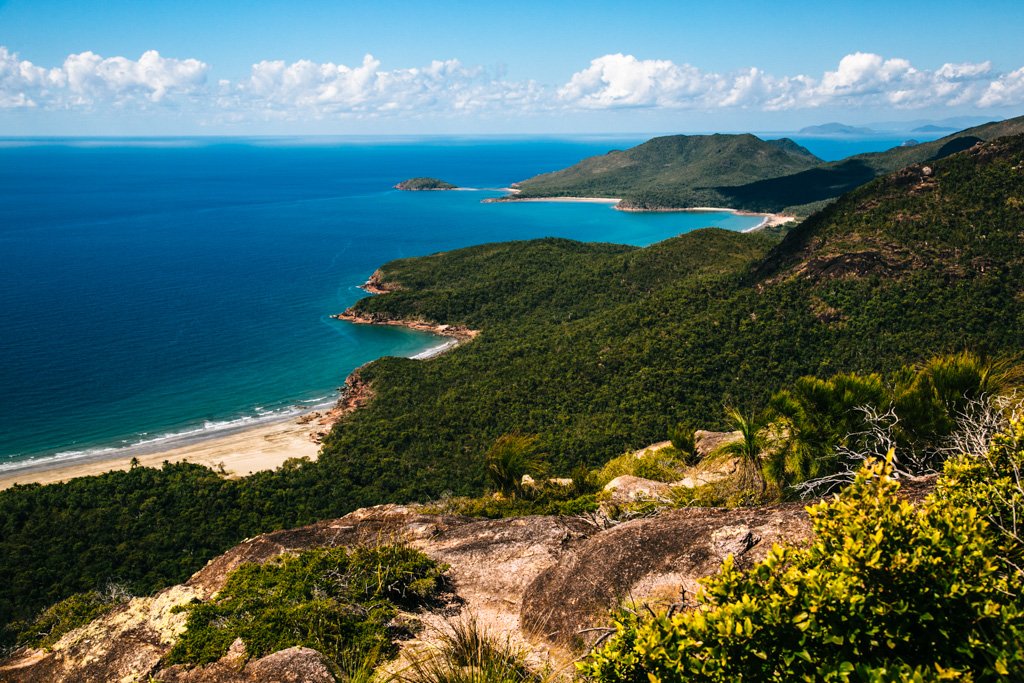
[166, 544, 447, 672]
[596, 447, 689, 487]
[936, 417, 1024, 576]
[14, 587, 129, 650]
[580, 453, 1024, 682]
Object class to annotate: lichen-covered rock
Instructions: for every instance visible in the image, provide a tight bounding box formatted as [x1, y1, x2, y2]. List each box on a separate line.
[520, 504, 813, 648]
[693, 430, 743, 457]
[0, 584, 202, 683]
[602, 475, 672, 504]
[156, 646, 335, 683]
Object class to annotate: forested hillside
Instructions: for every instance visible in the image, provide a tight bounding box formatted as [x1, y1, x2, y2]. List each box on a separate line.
[515, 115, 1024, 213]
[514, 133, 821, 208]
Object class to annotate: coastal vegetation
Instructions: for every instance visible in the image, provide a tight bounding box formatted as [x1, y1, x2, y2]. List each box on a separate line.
[2, 134, 1024, 662]
[580, 422, 1024, 681]
[514, 115, 1024, 213]
[166, 544, 446, 673]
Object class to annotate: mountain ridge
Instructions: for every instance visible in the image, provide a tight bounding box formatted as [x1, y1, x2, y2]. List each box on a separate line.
[513, 115, 1024, 214]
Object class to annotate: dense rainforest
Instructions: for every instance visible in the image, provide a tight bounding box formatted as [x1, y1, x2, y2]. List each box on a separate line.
[2, 133, 1024, 649]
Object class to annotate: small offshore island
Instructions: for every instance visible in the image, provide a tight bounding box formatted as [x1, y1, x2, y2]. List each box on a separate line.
[394, 176, 458, 190]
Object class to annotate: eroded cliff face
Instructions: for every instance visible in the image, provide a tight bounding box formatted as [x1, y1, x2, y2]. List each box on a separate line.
[0, 500, 820, 682]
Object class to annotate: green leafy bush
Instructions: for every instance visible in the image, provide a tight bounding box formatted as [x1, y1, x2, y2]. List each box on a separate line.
[596, 447, 690, 487]
[936, 417, 1024, 577]
[581, 450, 1024, 681]
[166, 544, 447, 672]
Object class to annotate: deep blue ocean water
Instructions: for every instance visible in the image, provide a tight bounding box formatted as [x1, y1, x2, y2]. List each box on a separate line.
[0, 136, 771, 468]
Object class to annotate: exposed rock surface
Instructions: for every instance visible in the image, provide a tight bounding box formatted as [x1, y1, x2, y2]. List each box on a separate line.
[3, 490, 882, 681]
[0, 584, 203, 683]
[331, 309, 479, 342]
[521, 504, 812, 648]
[158, 646, 335, 683]
[694, 430, 742, 457]
[603, 475, 672, 504]
[361, 268, 400, 295]
[671, 456, 741, 489]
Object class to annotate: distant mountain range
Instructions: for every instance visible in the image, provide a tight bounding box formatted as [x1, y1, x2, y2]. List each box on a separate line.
[798, 122, 877, 136]
[868, 115, 995, 132]
[797, 116, 995, 135]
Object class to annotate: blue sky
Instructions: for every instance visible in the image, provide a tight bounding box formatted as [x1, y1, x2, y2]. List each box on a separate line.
[2, 0, 1023, 134]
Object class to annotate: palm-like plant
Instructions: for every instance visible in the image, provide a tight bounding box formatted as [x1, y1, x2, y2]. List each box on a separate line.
[718, 408, 769, 497]
[484, 434, 545, 497]
[894, 352, 1023, 457]
[768, 373, 886, 490]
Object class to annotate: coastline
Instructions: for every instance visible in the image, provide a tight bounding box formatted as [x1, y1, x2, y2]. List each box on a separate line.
[0, 412, 324, 490]
[0, 195, 772, 492]
[490, 192, 794, 231]
[331, 310, 480, 342]
[0, 374, 372, 491]
[0, 306, 475, 491]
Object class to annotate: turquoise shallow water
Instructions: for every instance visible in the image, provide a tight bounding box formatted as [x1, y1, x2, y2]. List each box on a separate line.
[0, 137, 762, 468]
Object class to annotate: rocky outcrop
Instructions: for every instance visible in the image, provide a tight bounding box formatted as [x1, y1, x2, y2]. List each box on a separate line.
[361, 268, 400, 295]
[0, 494, 861, 681]
[158, 644, 335, 683]
[602, 475, 672, 504]
[0, 584, 203, 683]
[694, 430, 742, 457]
[332, 310, 479, 343]
[520, 504, 812, 648]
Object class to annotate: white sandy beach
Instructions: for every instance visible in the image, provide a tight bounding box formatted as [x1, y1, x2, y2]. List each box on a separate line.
[0, 329, 469, 491]
[504, 196, 622, 204]
[0, 414, 325, 490]
[497, 194, 795, 230]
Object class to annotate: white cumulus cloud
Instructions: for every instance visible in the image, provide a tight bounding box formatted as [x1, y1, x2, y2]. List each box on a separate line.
[979, 66, 1024, 107]
[0, 46, 208, 109]
[2, 45, 1023, 122]
[220, 54, 545, 119]
[558, 53, 725, 108]
[557, 52, 1016, 112]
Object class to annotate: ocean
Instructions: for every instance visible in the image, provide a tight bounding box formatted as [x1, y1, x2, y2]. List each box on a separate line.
[0, 136, 769, 469]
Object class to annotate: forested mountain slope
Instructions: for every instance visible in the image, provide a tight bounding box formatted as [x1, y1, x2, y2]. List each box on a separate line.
[515, 115, 1024, 213]
[513, 133, 821, 208]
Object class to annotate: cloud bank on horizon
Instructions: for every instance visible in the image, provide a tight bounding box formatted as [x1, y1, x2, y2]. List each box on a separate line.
[2, 46, 1023, 122]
